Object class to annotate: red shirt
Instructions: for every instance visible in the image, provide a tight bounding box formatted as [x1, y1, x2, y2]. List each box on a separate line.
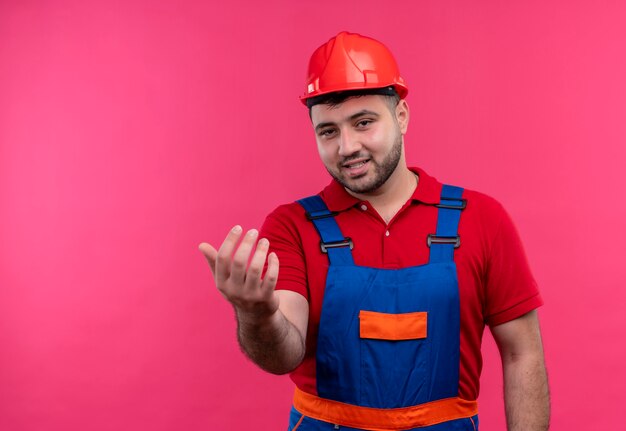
[259, 167, 542, 400]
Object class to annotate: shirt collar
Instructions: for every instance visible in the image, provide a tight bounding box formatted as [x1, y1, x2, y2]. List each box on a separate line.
[320, 166, 443, 212]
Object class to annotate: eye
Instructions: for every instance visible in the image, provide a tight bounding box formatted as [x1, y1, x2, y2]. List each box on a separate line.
[356, 119, 373, 128]
[318, 128, 337, 138]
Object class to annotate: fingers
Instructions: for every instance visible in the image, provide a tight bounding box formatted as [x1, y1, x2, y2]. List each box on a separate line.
[215, 225, 244, 282]
[261, 251, 280, 292]
[198, 242, 218, 275]
[245, 237, 270, 288]
[202, 225, 279, 298]
[230, 228, 259, 284]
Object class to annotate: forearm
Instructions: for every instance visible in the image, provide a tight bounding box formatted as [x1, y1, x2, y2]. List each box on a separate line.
[236, 308, 306, 375]
[502, 351, 550, 431]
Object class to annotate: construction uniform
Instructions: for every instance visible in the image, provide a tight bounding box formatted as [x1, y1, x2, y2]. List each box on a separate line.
[259, 168, 542, 431]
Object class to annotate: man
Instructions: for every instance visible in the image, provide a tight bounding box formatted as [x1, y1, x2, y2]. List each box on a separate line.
[200, 31, 549, 430]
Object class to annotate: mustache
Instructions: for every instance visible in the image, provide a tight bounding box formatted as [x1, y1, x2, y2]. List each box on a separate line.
[339, 152, 371, 164]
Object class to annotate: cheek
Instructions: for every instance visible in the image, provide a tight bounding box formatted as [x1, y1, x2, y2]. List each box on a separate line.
[316, 141, 337, 164]
[370, 125, 398, 150]
[365, 132, 388, 153]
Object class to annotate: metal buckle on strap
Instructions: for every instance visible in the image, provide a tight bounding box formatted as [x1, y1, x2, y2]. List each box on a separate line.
[320, 238, 353, 253]
[306, 210, 339, 221]
[436, 198, 467, 210]
[427, 234, 460, 248]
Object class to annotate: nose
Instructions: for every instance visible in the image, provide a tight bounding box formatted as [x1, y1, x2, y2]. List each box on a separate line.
[337, 127, 362, 157]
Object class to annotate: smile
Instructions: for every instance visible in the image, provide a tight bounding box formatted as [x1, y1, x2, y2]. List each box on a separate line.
[342, 159, 371, 177]
[342, 159, 370, 169]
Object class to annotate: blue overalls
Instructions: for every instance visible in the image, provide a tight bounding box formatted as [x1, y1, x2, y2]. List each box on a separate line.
[287, 185, 479, 431]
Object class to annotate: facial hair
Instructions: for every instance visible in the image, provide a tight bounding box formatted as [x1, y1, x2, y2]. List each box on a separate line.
[326, 129, 403, 194]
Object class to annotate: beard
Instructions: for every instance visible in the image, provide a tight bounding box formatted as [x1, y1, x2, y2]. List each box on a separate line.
[326, 131, 403, 194]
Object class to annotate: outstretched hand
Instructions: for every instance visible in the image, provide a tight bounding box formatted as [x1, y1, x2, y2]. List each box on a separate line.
[199, 225, 280, 322]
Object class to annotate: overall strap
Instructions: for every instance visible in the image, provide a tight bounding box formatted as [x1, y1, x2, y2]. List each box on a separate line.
[428, 184, 466, 263]
[297, 196, 355, 266]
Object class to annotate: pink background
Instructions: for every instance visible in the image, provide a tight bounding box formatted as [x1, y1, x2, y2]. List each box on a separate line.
[1, 1, 625, 429]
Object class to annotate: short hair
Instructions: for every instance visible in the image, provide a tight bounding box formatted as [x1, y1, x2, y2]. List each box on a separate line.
[307, 87, 401, 118]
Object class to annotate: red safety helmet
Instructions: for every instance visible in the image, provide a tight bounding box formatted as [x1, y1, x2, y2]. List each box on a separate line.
[301, 31, 408, 106]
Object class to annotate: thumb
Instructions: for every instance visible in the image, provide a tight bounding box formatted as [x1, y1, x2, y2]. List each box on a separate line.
[198, 242, 218, 276]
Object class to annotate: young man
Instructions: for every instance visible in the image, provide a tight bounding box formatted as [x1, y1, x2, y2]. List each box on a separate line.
[200, 32, 550, 431]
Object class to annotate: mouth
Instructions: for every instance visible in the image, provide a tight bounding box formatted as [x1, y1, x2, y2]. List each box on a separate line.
[341, 158, 371, 176]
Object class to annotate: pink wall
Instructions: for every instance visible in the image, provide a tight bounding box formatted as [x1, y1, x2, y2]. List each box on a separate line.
[1, 1, 624, 429]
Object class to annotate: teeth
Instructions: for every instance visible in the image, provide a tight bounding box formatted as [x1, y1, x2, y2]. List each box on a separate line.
[347, 161, 367, 169]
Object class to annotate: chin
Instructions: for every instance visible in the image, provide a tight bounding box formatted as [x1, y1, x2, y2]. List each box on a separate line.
[345, 179, 381, 194]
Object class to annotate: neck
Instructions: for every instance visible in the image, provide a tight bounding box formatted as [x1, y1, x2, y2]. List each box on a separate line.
[347, 164, 418, 223]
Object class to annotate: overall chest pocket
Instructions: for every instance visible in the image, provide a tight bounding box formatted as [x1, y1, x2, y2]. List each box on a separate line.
[359, 310, 428, 340]
[358, 310, 431, 408]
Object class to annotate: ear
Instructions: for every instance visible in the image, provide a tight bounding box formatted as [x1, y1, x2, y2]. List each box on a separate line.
[395, 100, 410, 134]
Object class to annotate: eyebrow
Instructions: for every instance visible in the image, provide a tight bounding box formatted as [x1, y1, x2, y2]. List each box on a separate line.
[314, 109, 380, 132]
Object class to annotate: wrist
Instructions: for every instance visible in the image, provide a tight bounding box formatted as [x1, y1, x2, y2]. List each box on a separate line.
[235, 306, 280, 328]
